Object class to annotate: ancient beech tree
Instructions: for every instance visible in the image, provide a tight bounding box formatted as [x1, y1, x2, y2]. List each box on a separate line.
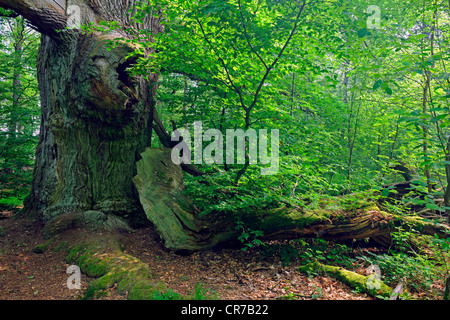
[0, 0, 163, 224]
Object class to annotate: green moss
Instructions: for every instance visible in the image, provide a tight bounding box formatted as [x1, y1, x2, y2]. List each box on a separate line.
[127, 281, 168, 300]
[32, 239, 54, 254]
[401, 215, 425, 232]
[83, 211, 107, 228]
[66, 238, 167, 300]
[241, 207, 329, 236]
[32, 243, 47, 254]
[53, 241, 69, 252]
[298, 261, 393, 298]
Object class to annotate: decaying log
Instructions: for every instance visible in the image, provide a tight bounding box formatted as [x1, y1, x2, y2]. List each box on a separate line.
[133, 148, 450, 253]
[298, 261, 393, 298]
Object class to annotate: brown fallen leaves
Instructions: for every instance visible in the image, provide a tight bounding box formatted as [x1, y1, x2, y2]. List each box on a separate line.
[0, 214, 371, 300]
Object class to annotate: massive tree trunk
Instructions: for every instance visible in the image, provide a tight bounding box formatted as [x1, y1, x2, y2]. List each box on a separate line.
[0, 0, 161, 226]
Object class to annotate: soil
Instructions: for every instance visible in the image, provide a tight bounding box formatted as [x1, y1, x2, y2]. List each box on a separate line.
[0, 210, 374, 300]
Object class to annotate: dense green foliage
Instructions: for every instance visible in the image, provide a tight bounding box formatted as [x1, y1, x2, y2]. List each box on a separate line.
[113, 0, 450, 222]
[0, 13, 40, 208]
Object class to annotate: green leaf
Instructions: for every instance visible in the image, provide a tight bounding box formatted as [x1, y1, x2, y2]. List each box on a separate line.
[373, 79, 383, 90]
[431, 114, 448, 122]
[385, 87, 393, 95]
[357, 28, 367, 38]
[429, 107, 447, 112]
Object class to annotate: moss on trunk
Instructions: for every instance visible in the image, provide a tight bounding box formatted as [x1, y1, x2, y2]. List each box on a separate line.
[243, 201, 449, 247]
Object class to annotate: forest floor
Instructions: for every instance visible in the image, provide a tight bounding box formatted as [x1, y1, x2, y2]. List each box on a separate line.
[0, 209, 445, 300]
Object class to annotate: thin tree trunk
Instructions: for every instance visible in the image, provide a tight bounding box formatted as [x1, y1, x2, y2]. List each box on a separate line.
[11, 24, 23, 138]
[422, 77, 433, 193]
[421, 4, 437, 194]
[346, 91, 358, 183]
[290, 72, 295, 116]
[4, 17, 24, 173]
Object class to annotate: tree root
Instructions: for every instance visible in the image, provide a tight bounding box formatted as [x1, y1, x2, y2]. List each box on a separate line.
[64, 233, 167, 300]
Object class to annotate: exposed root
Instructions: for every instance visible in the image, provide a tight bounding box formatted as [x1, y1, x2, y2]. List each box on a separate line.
[65, 235, 167, 300]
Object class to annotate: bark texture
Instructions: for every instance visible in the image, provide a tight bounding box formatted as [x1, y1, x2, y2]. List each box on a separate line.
[28, 33, 150, 222]
[133, 148, 236, 253]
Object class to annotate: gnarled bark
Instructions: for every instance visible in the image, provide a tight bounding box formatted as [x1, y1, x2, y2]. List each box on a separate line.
[0, 0, 67, 40]
[133, 148, 236, 254]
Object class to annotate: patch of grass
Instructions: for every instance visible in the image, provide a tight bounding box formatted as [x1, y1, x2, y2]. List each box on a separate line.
[0, 196, 24, 210]
[192, 282, 217, 300]
[152, 288, 182, 300]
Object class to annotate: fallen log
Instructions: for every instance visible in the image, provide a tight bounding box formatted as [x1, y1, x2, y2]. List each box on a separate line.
[133, 148, 450, 253]
[243, 204, 449, 248]
[298, 261, 393, 298]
